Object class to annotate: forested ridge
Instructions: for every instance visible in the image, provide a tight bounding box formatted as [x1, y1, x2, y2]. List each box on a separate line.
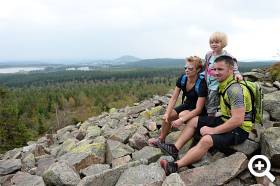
[0, 68, 180, 153]
[0, 68, 180, 87]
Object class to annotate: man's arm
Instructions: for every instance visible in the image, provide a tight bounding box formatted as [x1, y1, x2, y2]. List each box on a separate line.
[213, 107, 244, 134]
[200, 83, 245, 136]
[200, 107, 244, 136]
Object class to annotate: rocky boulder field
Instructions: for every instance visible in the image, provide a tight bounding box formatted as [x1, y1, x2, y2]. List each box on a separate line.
[1, 68, 280, 186]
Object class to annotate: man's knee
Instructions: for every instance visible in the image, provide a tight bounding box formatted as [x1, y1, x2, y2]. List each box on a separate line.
[198, 135, 213, 148]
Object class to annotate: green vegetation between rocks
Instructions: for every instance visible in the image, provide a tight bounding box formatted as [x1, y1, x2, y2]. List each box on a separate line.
[269, 62, 280, 81]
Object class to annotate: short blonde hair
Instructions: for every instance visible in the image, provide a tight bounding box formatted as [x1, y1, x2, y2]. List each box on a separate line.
[185, 56, 203, 71]
[209, 32, 228, 48]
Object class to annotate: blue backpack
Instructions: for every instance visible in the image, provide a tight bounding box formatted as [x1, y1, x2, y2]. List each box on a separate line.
[180, 74, 204, 104]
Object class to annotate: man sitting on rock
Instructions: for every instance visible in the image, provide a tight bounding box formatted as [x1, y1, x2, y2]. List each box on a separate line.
[159, 55, 253, 175]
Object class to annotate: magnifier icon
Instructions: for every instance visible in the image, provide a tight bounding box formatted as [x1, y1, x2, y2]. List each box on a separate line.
[248, 155, 275, 182]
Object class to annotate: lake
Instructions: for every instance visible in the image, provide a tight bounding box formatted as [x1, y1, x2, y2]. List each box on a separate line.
[0, 67, 45, 74]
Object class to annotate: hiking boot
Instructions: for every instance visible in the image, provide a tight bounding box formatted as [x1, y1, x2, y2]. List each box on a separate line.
[160, 159, 178, 176]
[158, 142, 179, 160]
[148, 137, 164, 148]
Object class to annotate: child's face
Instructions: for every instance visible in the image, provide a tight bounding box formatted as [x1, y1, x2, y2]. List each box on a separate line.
[210, 40, 223, 53]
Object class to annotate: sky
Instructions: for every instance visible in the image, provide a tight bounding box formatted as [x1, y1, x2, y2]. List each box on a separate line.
[1, 0, 280, 62]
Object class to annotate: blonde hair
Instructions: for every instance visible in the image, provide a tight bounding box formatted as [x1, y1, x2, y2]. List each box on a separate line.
[185, 56, 203, 71]
[209, 32, 228, 48]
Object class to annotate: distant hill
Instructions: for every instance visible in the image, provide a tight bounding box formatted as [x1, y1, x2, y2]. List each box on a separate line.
[122, 58, 278, 72]
[122, 58, 184, 68]
[114, 55, 141, 63]
[238, 60, 278, 72]
[0, 56, 142, 67]
[0, 57, 278, 73]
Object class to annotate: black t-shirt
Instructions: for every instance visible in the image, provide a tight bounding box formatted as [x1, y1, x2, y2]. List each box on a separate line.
[176, 74, 208, 110]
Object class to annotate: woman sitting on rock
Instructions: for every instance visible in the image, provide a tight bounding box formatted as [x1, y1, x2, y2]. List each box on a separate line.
[148, 56, 207, 146]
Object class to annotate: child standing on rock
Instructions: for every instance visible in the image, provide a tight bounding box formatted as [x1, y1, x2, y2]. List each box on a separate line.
[203, 32, 243, 116]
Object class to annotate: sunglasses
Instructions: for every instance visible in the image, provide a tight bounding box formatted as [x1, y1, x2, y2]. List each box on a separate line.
[184, 66, 194, 71]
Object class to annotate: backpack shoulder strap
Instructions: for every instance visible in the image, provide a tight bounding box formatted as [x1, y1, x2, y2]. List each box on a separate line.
[180, 75, 187, 88]
[205, 52, 213, 67]
[239, 81, 256, 123]
[195, 74, 204, 94]
[220, 80, 237, 109]
[205, 52, 212, 63]
[204, 52, 213, 80]
[180, 75, 187, 104]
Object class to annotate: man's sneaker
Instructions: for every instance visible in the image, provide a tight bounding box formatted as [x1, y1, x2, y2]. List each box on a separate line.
[158, 142, 179, 160]
[160, 159, 178, 176]
[148, 138, 163, 147]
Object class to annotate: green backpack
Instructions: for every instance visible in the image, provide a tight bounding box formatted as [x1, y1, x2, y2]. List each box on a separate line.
[221, 80, 263, 124]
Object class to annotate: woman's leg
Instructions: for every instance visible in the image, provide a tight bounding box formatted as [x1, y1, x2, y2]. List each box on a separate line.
[159, 109, 178, 140]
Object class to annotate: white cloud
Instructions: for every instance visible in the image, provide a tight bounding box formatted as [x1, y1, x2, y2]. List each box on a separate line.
[229, 17, 280, 59]
[0, 0, 280, 61]
[0, 0, 59, 27]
